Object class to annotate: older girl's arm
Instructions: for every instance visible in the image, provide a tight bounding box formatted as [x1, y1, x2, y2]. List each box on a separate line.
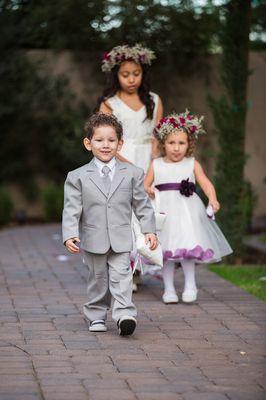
[151, 97, 163, 159]
[144, 162, 155, 199]
[99, 101, 112, 114]
[116, 152, 132, 163]
[156, 96, 163, 124]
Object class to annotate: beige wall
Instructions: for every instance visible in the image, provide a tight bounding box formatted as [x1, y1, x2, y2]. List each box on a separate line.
[22, 51, 266, 217]
[245, 52, 266, 216]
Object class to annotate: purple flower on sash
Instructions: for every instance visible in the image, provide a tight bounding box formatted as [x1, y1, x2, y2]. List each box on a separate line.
[179, 178, 195, 197]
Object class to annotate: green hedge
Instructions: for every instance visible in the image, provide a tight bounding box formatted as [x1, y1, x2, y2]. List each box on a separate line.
[41, 184, 64, 222]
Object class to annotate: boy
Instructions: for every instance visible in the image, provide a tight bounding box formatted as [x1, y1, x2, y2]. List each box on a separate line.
[62, 113, 157, 336]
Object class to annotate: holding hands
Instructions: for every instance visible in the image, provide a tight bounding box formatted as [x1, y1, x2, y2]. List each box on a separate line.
[146, 186, 155, 199]
[65, 235, 158, 252]
[144, 233, 158, 250]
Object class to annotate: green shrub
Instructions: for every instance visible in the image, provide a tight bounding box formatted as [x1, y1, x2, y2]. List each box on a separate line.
[241, 180, 257, 232]
[42, 184, 64, 222]
[208, 2, 251, 260]
[0, 188, 14, 226]
[261, 235, 266, 244]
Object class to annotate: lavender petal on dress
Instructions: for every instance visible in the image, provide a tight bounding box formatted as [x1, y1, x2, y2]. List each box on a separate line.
[163, 245, 214, 261]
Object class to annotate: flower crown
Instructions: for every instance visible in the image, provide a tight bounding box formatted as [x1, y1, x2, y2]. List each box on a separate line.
[154, 110, 206, 141]
[101, 44, 156, 73]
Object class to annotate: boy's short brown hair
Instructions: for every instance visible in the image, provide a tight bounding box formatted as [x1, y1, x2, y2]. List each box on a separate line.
[84, 112, 123, 140]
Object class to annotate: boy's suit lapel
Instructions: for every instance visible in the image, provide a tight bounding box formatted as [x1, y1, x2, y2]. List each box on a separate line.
[87, 160, 108, 197]
[108, 160, 127, 199]
[87, 159, 127, 199]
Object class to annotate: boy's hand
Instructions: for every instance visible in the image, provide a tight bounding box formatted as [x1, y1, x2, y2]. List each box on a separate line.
[145, 233, 158, 250]
[209, 199, 220, 213]
[65, 237, 80, 253]
[146, 186, 155, 199]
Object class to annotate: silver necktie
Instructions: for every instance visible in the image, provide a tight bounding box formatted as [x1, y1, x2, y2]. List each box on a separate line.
[102, 165, 111, 194]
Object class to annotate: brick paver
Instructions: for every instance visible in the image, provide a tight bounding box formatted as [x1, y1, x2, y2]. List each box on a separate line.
[0, 224, 265, 400]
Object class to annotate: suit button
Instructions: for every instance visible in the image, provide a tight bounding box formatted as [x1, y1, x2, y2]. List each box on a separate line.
[108, 205, 111, 208]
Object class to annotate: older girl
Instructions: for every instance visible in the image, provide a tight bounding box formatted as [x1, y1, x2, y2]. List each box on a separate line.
[96, 44, 164, 291]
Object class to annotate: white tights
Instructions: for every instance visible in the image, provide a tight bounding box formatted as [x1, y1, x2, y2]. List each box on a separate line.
[162, 260, 197, 293]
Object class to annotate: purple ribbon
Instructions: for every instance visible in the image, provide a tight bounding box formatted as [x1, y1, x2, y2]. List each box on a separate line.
[155, 179, 195, 197]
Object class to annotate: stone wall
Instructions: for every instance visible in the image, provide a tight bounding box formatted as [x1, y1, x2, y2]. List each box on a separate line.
[15, 50, 266, 217]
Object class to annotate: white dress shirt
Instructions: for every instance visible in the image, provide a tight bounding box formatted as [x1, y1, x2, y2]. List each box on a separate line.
[93, 157, 116, 181]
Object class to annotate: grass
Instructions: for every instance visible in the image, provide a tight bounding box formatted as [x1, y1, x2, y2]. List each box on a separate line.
[209, 264, 266, 301]
[260, 234, 266, 244]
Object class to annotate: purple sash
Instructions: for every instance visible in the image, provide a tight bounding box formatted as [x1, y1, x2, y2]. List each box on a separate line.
[155, 179, 195, 197]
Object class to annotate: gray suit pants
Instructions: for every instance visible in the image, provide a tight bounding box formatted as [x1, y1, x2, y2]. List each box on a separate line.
[83, 250, 137, 322]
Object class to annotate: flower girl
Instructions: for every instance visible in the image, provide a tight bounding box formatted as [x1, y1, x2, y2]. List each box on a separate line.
[144, 111, 232, 304]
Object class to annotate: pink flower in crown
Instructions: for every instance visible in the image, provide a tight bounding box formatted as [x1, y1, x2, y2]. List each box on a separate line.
[101, 44, 156, 72]
[103, 52, 110, 61]
[116, 54, 123, 62]
[155, 110, 205, 141]
[170, 121, 179, 129]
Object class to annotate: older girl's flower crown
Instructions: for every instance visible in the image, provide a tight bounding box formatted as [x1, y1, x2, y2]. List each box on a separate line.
[154, 110, 206, 141]
[101, 44, 156, 73]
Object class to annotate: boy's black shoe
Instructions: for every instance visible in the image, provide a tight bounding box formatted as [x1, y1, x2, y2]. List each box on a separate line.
[117, 316, 137, 336]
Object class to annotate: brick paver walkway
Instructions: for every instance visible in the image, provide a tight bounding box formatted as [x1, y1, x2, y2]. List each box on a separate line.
[0, 224, 265, 400]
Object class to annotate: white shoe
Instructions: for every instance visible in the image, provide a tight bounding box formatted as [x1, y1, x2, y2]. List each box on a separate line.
[162, 291, 179, 304]
[89, 320, 107, 332]
[132, 283, 138, 293]
[182, 289, 198, 303]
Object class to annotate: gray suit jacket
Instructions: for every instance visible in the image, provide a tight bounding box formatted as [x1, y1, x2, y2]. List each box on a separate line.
[62, 158, 156, 254]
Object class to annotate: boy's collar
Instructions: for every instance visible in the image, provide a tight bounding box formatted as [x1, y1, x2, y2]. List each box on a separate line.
[87, 157, 127, 172]
[93, 156, 116, 170]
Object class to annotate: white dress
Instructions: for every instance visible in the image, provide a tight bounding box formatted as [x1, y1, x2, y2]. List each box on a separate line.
[153, 157, 233, 263]
[107, 92, 159, 172]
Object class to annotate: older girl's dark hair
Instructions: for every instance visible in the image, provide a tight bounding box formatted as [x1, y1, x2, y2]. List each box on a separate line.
[84, 113, 123, 140]
[95, 64, 155, 119]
